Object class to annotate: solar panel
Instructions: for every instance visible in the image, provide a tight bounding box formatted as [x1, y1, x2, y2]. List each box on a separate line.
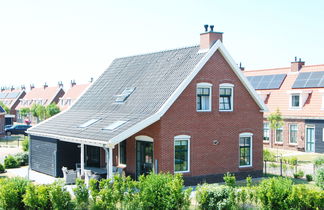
[247, 74, 287, 90]
[6, 92, 19, 99]
[0, 92, 7, 99]
[292, 71, 324, 88]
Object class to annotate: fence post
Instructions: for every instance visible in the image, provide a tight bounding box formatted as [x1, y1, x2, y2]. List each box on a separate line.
[280, 159, 282, 176]
[264, 160, 267, 176]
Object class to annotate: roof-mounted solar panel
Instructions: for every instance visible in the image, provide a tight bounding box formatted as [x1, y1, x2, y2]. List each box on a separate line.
[115, 87, 136, 103]
[0, 92, 8, 99]
[292, 71, 324, 88]
[247, 74, 287, 90]
[6, 92, 20, 99]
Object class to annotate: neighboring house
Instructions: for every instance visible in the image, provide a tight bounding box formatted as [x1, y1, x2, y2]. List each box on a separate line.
[16, 84, 65, 124]
[0, 87, 26, 121]
[28, 26, 266, 184]
[0, 106, 5, 136]
[58, 81, 90, 111]
[244, 58, 324, 153]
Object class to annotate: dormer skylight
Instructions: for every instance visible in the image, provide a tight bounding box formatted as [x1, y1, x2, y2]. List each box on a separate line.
[103, 120, 127, 131]
[115, 87, 136, 103]
[78, 119, 100, 128]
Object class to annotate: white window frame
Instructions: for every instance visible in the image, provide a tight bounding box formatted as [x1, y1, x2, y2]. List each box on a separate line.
[196, 83, 212, 112]
[239, 132, 253, 168]
[174, 135, 190, 173]
[290, 93, 301, 109]
[263, 122, 270, 142]
[219, 83, 234, 112]
[275, 126, 284, 144]
[289, 124, 298, 145]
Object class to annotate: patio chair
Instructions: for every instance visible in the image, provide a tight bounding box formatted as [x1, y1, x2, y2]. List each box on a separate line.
[113, 166, 124, 177]
[62, 167, 77, 185]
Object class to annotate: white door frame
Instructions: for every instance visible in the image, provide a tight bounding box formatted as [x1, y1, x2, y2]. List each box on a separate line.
[305, 124, 315, 152]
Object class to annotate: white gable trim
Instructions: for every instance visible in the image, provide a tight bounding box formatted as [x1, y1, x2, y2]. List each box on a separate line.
[108, 40, 267, 146]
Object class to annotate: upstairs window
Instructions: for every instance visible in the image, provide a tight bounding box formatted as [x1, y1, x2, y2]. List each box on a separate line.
[263, 122, 270, 142]
[219, 83, 234, 111]
[196, 83, 212, 112]
[291, 94, 300, 108]
[115, 87, 136, 103]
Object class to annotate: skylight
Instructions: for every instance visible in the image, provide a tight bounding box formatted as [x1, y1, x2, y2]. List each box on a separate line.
[78, 119, 100, 128]
[103, 121, 127, 131]
[115, 87, 136, 103]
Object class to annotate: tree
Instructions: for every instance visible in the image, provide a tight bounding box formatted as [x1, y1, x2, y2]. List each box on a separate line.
[0, 101, 9, 113]
[267, 108, 284, 148]
[46, 103, 60, 118]
[20, 108, 30, 118]
[31, 104, 46, 121]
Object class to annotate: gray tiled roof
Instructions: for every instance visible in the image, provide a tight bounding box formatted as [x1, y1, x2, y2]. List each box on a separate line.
[29, 46, 206, 143]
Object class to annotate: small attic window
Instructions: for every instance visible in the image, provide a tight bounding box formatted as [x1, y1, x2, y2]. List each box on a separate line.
[115, 87, 136, 103]
[78, 119, 100, 128]
[103, 120, 127, 131]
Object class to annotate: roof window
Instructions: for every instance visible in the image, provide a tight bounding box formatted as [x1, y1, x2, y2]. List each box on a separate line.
[78, 119, 100, 128]
[115, 87, 136, 103]
[103, 120, 127, 131]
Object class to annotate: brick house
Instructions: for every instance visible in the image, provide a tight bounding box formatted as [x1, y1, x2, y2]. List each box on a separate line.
[28, 26, 267, 184]
[244, 58, 324, 153]
[16, 84, 65, 124]
[58, 81, 90, 111]
[0, 87, 26, 122]
[0, 106, 5, 136]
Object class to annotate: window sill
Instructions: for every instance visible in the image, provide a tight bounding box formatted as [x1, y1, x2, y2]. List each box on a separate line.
[196, 110, 212, 112]
[275, 142, 283, 145]
[174, 170, 190, 174]
[239, 165, 252, 169]
[288, 108, 302, 110]
[117, 164, 127, 168]
[219, 110, 233, 112]
[263, 141, 270, 144]
[288, 143, 298, 146]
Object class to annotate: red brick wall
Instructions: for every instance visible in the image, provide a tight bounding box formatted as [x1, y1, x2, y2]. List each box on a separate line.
[158, 50, 263, 177]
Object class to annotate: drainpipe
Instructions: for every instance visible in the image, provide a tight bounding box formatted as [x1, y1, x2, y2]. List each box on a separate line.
[27, 135, 31, 180]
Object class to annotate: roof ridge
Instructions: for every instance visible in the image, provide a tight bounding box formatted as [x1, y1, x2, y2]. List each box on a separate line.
[115, 45, 200, 60]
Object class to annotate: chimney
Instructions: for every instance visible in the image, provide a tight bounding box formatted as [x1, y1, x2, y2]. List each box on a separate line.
[21, 85, 26, 90]
[90, 77, 94, 83]
[200, 24, 223, 50]
[71, 80, 76, 87]
[1, 87, 4, 92]
[10, 86, 15, 91]
[30, 84, 35, 90]
[58, 81, 64, 88]
[43, 82, 48, 89]
[291, 57, 305, 72]
[239, 62, 245, 71]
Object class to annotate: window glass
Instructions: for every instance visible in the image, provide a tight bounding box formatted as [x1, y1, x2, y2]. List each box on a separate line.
[239, 136, 251, 166]
[276, 126, 283, 142]
[263, 122, 270, 141]
[219, 87, 232, 111]
[289, 124, 298, 144]
[174, 140, 189, 172]
[119, 141, 127, 165]
[291, 94, 300, 108]
[197, 87, 211, 111]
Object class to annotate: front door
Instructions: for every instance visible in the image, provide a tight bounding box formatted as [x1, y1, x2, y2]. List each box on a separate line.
[305, 126, 315, 152]
[86, 145, 101, 167]
[136, 141, 153, 179]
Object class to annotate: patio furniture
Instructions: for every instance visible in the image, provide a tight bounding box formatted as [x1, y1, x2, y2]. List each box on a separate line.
[113, 166, 124, 177]
[62, 167, 77, 185]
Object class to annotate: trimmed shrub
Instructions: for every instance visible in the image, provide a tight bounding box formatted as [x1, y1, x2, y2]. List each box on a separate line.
[48, 181, 73, 210]
[196, 184, 235, 210]
[73, 179, 89, 209]
[263, 149, 275, 162]
[4, 155, 19, 168]
[0, 177, 29, 209]
[0, 164, 5, 173]
[287, 184, 324, 209]
[22, 136, 29, 152]
[246, 175, 252, 187]
[315, 167, 324, 190]
[223, 172, 236, 187]
[306, 174, 313, 182]
[314, 156, 324, 167]
[293, 170, 304, 179]
[14, 152, 29, 166]
[136, 173, 191, 210]
[257, 177, 293, 209]
[23, 183, 51, 209]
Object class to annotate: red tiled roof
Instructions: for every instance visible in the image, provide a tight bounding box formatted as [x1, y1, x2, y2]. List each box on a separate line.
[58, 83, 90, 111]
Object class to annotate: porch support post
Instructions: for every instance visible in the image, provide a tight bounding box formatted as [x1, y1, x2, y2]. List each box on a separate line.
[103, 147, 113, 180]
[81, 143, 85, 176]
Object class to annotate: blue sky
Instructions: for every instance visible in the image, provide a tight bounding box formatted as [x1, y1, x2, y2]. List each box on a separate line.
[1, 0, 324, 88]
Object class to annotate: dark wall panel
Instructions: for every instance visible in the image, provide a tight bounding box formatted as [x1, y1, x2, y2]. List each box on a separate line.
[305, 120, 324, 153]
[30, 135, 58, 177]
[57, 141, 80, 177]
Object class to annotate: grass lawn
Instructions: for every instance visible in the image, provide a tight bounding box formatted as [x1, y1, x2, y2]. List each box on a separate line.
[267, 148, 324, 163]
[0, 135, 24, 147]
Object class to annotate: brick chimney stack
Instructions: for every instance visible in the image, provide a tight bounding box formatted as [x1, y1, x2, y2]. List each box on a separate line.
[291, 57, 305, 72]
[200, 24, 223, 50]
[71, 80, 76, 87]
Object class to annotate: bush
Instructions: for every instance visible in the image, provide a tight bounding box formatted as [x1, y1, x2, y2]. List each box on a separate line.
[306, 174, 313, 182]
[23, 183, 51, 209]
[48, 181, 73, 210]
[314, 156, 324, 167]
[196, 184, 235, 209]
[73, 179, 89, 209]
[0, 177, 29, 209]
[246, 175, 252, 187]
[288, 156, 298, 166]
[0, 164, 5, 173]
[315, 167, 324, 190]
[22, 136, 29, 152]
[223, 172, 236, 187]
[287, 184, 324, 209]
[4, 155, 19, 168]
[293, 170, 304, 179]
[257, 177, 293, 209]
[136, 173, 191, 210]
[14, 152, 29, 166]
[263, 149, 275, 162]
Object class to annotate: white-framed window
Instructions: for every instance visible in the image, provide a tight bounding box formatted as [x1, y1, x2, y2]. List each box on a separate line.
[275, 126, 283, 143]
[118, 141, 127, 165]
[263, 122, 270, 142]
[174, 135, 190, 173]
[290, 93, 301, 108]
[196, 83, 212, 112]
[239, 133, 253, 167]
[289, 124, 298, 144]
[322, 128, 324, 142]
[219, 83, 234, 111]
